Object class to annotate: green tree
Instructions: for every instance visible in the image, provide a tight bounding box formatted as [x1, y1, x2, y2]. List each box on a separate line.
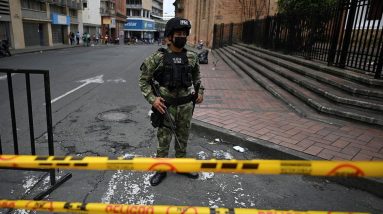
[277, 0, 338, 57]
[278, 0, 337, 16]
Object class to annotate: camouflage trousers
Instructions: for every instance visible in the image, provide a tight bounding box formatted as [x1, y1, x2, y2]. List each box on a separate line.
[156, 101, 193, 158]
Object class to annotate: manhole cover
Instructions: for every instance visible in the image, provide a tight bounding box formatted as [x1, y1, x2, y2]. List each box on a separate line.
[97, 110, 132, 122]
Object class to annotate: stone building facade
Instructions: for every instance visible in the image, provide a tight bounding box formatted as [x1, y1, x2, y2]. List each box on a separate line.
[5, 0, 83, 49]
[173, 0, 278, 48]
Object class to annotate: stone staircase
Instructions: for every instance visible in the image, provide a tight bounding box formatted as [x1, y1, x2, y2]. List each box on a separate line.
[214, 43, 383, 126]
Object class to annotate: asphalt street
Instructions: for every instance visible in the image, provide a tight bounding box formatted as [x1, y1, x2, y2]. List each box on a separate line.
[0, 45, 382, 214]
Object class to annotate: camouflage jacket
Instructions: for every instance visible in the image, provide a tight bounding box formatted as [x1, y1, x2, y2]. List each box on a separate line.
[139, 48, 204, 104]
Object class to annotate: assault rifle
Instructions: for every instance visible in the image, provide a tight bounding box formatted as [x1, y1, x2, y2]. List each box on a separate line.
[150, 81, 182, 149]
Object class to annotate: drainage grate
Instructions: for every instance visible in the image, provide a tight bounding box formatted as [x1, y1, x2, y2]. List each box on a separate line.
[97, 110, 132, 122]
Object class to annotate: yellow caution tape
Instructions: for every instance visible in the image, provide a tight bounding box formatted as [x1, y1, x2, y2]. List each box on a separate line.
[0, 200, 370, 214]
[0, 155, 382, 177]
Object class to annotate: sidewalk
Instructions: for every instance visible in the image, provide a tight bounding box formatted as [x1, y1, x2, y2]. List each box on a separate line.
[9, 44, 79, 55]
[193, 51, 383, 161]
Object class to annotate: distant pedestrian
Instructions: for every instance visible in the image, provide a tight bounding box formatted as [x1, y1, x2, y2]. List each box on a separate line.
[76, 31, 80, 45]
[82, 32, 90, 47]
[96, 34, 99, 44]
[69, 32, 75, 45]
[82, 33, 86, 46]
[105, 35, 109, 45]
[92, 34, 96, 45]
[87, 33, 91, 46]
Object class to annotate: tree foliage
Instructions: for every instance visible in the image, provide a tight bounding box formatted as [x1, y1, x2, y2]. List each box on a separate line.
[276, 0, 339, 57]
[278, 0, 338, 16]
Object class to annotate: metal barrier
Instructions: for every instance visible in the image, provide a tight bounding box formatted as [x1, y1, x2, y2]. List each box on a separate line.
[213, 0, 383, 79]
[0, 69, 71, 200]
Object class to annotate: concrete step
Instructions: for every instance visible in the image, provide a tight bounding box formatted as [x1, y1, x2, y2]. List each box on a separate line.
[227, 46, 383, 113]
[214, 49, 349, 126]
[234, 44, 383, 98]
[214, 49, 308, 116]
[220, 46, 383, 126]
[236, 43, 383, 86]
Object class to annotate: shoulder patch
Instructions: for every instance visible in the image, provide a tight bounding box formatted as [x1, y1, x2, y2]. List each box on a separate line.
[157, 48, 167, 53]
[140, 63, 146, 71]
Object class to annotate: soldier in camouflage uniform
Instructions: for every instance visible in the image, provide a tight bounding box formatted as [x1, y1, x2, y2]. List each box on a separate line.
[139, 17, 204, 186]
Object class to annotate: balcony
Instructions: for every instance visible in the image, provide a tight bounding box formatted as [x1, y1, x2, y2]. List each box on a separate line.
[67, 0, 77, 9]
[126, 4, 142, 9]
[37, 0, 53, 3]
[21, 8, 49, 21]
[152, 1, 162, 9]
[71, 16, 79, 24]
[60, 0, 67, 6]
[51, 0, 60, 5]
[151, 12, 162, 18]
[100, 8, 115, 16]
[48, 0, 82, 8]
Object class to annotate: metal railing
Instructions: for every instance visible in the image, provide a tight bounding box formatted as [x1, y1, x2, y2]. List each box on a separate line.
[126, 4, 142, 9]
[100, 8, 115, 16]
[213, 0, 383, 79]
[21, 8, 49, 21]
[213, 23, 242, 49]
[71, 16, 79, 24]
[0, 69, 71, 200]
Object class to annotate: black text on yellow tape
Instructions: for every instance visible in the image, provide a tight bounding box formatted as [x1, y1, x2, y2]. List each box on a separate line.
[0, 200, 370, 214]
[0, 155, 382, 177]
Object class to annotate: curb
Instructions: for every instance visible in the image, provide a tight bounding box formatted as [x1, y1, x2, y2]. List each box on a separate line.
[10, 45, 81, 56]
[191, 119, 383, 198]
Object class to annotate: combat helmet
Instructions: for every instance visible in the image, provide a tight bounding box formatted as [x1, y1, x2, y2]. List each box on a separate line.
[164, 17, 191, 37]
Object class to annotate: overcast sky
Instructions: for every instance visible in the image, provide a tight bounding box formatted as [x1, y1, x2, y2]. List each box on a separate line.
[163, 0, 175, 17]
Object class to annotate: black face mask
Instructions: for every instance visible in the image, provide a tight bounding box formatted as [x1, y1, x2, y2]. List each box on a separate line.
[173, 36, 187, 49]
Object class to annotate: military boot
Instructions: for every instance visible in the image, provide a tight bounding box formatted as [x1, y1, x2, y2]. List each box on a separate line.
[150, 172, 167, 186]
[176, 172, 199, 179]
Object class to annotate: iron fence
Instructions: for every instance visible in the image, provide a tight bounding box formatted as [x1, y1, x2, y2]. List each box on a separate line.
[213, 0, 383, 79]
[213, 23, 242, 49]
[0, 69, 71, 200]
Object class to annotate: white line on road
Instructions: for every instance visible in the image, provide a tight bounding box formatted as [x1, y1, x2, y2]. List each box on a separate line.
[50, 75, 104, 104]
[0, 73, 16, 81]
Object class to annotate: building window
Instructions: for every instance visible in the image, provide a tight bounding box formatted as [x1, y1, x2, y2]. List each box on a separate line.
[132, 9, 140, 16]
[127, 0, 142, 5]
[50, 5, 66, 15]
[83, 2, 87, 8]
[368, 0, 383, 20]
[69, 9, 77, 17]
[21, 0, 46, 11]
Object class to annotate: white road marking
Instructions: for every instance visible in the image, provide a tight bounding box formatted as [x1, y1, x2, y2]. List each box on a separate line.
[0, 73, 16, 81]
[50, 75, 104, 104]
[107, 78, 126, 83]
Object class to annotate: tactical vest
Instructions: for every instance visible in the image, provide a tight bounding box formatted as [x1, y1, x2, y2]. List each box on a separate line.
[154, 49, 193, 91]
